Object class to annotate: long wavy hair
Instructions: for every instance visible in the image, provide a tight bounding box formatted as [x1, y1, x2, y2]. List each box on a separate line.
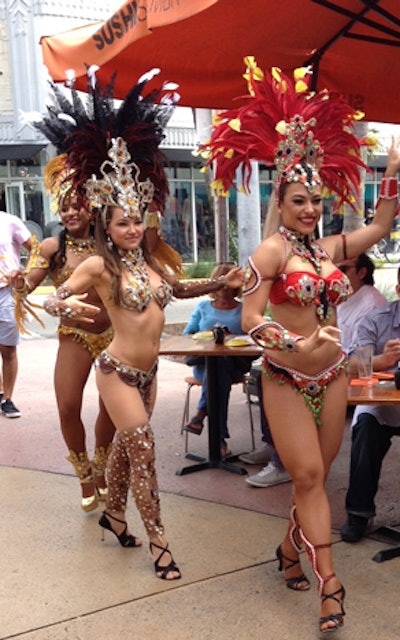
[262, 190, 282, 239]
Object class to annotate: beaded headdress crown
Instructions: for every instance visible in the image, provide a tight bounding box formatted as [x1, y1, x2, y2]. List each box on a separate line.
[200, 57, 367, 207]
[85, 137, 155, 226]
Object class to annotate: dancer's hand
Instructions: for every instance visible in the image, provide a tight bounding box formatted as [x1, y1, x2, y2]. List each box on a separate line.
[302, 325, 342, 352]
[60, 293, 100, 323]
[224, 266, 245, 288]
[385, 135, 400, 176]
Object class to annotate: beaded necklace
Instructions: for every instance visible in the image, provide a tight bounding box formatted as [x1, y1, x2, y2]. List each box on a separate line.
[118, 247, 152, 312]
[279, 225, 331, 321]
[279, 225, 329, 274]
[65, 234, 96, 256]
[118, 246, 147, 274]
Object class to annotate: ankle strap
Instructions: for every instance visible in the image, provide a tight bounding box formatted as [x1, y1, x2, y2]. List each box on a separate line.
[322, 572, 336, 585]
[104, 511, 125, 525]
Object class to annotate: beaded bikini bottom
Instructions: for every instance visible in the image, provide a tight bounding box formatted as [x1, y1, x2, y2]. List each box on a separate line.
[96, 350, 157, 387]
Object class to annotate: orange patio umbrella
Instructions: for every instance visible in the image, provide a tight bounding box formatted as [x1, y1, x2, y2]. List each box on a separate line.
[41, 0, 400, 123]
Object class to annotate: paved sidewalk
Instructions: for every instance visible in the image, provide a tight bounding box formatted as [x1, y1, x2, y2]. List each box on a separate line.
[0, 337, 400, 639]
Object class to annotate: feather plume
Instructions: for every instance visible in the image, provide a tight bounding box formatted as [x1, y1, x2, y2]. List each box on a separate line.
[201, 59, 367, 208]
[30, 69, 179, 211]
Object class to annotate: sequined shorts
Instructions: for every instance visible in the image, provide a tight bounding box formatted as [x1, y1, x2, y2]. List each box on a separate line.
[95, 350, 158, 388]
[262, 353, 347, 427]
[57, 325, 114, 359]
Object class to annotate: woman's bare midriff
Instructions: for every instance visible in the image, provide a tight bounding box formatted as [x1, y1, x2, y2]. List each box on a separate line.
[267, 303, 343, 375]
[104, 300, 165, 371]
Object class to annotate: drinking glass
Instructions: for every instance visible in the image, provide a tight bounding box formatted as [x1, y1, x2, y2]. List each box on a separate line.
[356, 346, 373, 384]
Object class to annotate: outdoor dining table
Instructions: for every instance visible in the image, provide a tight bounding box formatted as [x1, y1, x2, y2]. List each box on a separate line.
[347, 376, 400, 562]
[159, 334, 261, 476]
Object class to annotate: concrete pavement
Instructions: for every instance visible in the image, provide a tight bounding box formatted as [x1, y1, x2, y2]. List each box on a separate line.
[1, 275, 400, 639]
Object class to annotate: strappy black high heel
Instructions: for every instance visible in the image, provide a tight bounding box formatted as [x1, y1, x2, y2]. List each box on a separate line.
[150, 541, 181, 580]
[99, 511, 140, 548]
[319, 575, 346, 634]
[276, 545, 310, 591]
[300, 533, 346, 634]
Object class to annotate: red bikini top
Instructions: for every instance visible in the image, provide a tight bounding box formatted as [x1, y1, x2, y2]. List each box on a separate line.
[269, 269, 350, 307]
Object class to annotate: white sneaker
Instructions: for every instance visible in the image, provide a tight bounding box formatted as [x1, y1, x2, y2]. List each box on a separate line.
[245, 461, 291, 487]
[238, 444, 274, 465]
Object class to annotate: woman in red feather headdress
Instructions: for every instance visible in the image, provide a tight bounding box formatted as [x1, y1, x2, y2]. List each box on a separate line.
[203, 57, 400, 633]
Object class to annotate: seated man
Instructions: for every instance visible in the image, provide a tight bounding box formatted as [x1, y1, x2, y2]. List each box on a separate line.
[341, 268, 400, 543]
[337, 252, 386, 355]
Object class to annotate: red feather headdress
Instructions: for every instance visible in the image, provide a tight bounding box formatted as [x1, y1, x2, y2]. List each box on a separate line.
[200, 57, 367, 207]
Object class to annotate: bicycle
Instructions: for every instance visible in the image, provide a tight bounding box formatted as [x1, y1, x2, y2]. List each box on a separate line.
[370, 235, 400, 264]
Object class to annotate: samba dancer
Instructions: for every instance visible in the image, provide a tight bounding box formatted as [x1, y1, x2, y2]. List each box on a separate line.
[202, 58, 400, 632]
[41, 71, 244, 580]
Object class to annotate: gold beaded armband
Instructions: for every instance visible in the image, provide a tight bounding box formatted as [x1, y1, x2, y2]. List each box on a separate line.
[249, 320, 305, 352]
[172, 275, 227, 299]
[43, 283, 77, 318]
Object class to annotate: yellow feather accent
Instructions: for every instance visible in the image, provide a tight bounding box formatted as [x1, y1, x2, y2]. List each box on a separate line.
[228, 118, 241, 132]
[244, 56, 256, 69]
[271, 67, 282, 82]
[13, 296, 45, 335]
[293, 67, 308, 80]
[295, 79, 308, 93]
[275, 120, 287, 135]
[44, 154, 69, 192]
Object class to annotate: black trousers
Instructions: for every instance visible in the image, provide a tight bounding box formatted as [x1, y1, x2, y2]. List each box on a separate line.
[345, 412, 400, 517]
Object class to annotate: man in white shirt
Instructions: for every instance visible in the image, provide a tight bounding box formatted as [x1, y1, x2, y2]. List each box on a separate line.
[341, 271, 400, 542]
[337, 253, 387, 356]
[0, 211, 32, 417]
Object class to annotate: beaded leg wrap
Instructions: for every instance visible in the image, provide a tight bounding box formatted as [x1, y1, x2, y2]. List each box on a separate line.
[105, 368, 155, 515]
[289, 504, 303, 554]
[66, 450, 98, 512]
[106, 438, 130, 512]
[92, 444, 113, 501]
[300, 528, 332, 596]
[107, 425, 164, 538]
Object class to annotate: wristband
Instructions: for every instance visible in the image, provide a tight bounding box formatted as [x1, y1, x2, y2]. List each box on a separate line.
[377, 177, 400, 217]
[249, 320, 304, 352]
[379, 177, 398, 200]
[43, 283, 77, 318]
[12, 277, 32, 298]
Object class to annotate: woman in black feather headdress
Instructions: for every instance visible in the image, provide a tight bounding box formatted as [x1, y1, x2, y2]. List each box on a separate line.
[36, 68, 244, 580]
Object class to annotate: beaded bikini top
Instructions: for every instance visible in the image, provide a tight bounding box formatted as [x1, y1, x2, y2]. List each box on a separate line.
[119, 247, 173, 312]
[244, 226, 351, 321]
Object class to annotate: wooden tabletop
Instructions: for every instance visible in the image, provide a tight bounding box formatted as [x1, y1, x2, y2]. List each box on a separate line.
[160, 336, 400, 406]
[347, 380, 400, 405]
[159, 334, 262, 357]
